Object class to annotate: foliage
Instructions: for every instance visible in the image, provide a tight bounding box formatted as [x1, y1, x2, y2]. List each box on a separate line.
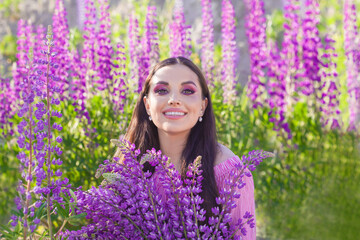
[0, 0, 360, 239]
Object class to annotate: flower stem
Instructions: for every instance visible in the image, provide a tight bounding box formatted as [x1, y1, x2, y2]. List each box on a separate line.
[23, 47, 35, 240]
[212, 167, 245, 239]
[141, 171, 164, 240]
[160, 160, 188, 240]
[45, 25, 53, 240]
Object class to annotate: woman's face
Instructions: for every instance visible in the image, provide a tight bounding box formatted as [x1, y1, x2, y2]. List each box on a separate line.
[144, 64, 208, 136]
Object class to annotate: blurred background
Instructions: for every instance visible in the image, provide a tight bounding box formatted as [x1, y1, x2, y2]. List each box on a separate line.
[0, 0, 359, 239]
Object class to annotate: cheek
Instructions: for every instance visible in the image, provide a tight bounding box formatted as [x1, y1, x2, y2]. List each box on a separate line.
[148, 98, 164, 113]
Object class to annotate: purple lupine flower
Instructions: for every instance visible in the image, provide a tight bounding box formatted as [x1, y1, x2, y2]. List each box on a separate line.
[81, 0, 97, 86]
[299, 0, 322, 97]
[12, 20, 34, 99]
[33, 25, 47, 97]
[52, 0, 71, 99]
[111, 42, 127, 113]
[200, 0, 215, 84]
[221, 0, 237, 103]
[128, 7, 159, 93]
[12, 25, 68, 236]
[282, 0, 301, 72]
[267, 40, 293, 139]
[128, 12, 142, 92]
[69, 0, 97, 123]
[267, 0, 301, 139]
[69, 49, 90, 123]
[96, 0, 113, 92]
[137, 6, 159, 93]
[128, 12, 140, 66]
[142, 6, 160, 68]
[169, 0, 192, 58]
[0, 77, 16, 136]
[244, 0, 267, 108]
[344, 0, 360, 131]
[318, 36, 342, 129]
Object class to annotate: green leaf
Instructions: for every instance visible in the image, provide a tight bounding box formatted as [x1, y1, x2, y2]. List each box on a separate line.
[35, 202, 47, 219]
[69, 189, 77, 202]
[55, 202, 69, 219]
[68, 213, 87, 226]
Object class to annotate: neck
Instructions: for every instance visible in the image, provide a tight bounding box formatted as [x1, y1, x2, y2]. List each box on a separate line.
[158, 130, 189, 172]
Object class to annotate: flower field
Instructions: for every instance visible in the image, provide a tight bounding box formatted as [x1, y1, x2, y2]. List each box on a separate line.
[0, 0, 359, 239]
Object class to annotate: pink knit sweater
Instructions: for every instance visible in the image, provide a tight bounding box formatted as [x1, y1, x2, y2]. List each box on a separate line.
[154, 155, 256, 239]
[214, 156, 256, 240]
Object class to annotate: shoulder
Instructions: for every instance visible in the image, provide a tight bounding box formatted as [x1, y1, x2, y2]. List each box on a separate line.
[214, 143, 237, 167]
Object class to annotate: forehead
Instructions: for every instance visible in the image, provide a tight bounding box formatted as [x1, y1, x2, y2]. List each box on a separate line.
[151, 64, 199, 85]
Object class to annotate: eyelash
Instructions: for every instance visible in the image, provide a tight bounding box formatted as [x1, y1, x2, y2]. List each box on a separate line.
[154, 88, 195, 95]
[154, 88, 168, 95]
[182, 89, 195, 95]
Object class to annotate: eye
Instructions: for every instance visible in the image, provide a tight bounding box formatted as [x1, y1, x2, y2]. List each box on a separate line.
[182, 88, 195, 95]
[154, 88, 168, 95]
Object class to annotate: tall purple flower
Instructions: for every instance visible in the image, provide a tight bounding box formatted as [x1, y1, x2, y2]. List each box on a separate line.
[128, 12, 141, 92]
[142, 6, 160, 68]
[267, 40, 292, 139]
[128, 7, 159, 93]
[12, 25, 69, 238]
[110, 42, 127, 114]
[267, 0, 301, 139]
[52, 0, 71, 99]
[69, 0, 97, 123]
[81, 0, 97, 88]
[318, 36, 341, 130]
[96, 0, 114, 92]
[221, 0, 237, 103]
[137, 6, 159, 92]
[128, 12, 140, 67]
[344, 0, 360, 131]
[244, 0, 267, 108]
[200, 0, 215, 84]
[12, 20, 34, 99]
[69, 49, 91, 122]
[299, 0, 322, 97]
[169, 0, 192, 58]
[0, 77, 15, 136]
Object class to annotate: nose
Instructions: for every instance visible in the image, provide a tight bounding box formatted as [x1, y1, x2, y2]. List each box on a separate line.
[168, 94, 181, 105]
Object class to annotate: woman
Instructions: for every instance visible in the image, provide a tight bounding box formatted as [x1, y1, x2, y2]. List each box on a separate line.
[115, 56, 256, 239]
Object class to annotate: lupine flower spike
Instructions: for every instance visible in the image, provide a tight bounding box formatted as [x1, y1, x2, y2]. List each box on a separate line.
[244, 0, 267, 108]
[319, 36, 341, 130]
[200, 0, 215, 84]
[344, 0, 360, 131]
[169, 0, 192, 58]
[11, 25, 69, 239]
[221, 0, 237, 104]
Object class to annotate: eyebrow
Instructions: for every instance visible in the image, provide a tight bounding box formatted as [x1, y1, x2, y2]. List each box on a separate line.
[154, 81, 198, 87]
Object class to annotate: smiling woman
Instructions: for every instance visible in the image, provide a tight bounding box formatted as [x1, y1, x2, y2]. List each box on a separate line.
[143, 64, 207, 145]
[114, 56, 256, 239]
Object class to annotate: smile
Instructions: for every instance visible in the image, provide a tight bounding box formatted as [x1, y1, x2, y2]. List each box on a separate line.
[164, 112, 186, 116]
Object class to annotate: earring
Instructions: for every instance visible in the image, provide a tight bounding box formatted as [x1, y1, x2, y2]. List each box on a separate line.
[199, 116, 203, 122]
[149, 116, 152, 121]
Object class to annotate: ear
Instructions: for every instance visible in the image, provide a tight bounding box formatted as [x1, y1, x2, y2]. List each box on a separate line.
[143, 96, 150, 115]
[201, 97, 208, 115]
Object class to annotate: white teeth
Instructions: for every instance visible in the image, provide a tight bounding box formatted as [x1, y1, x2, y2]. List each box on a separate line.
[164, 112, 185, 116]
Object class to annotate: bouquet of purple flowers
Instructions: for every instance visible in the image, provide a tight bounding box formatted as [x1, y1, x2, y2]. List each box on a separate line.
[61, 140, 273, 239]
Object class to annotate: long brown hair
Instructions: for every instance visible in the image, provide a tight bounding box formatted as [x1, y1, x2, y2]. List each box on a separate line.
[115, 56, 219, 219]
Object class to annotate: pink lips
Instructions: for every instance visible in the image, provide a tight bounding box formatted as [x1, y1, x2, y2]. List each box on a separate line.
[163, 108, 187, 120]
